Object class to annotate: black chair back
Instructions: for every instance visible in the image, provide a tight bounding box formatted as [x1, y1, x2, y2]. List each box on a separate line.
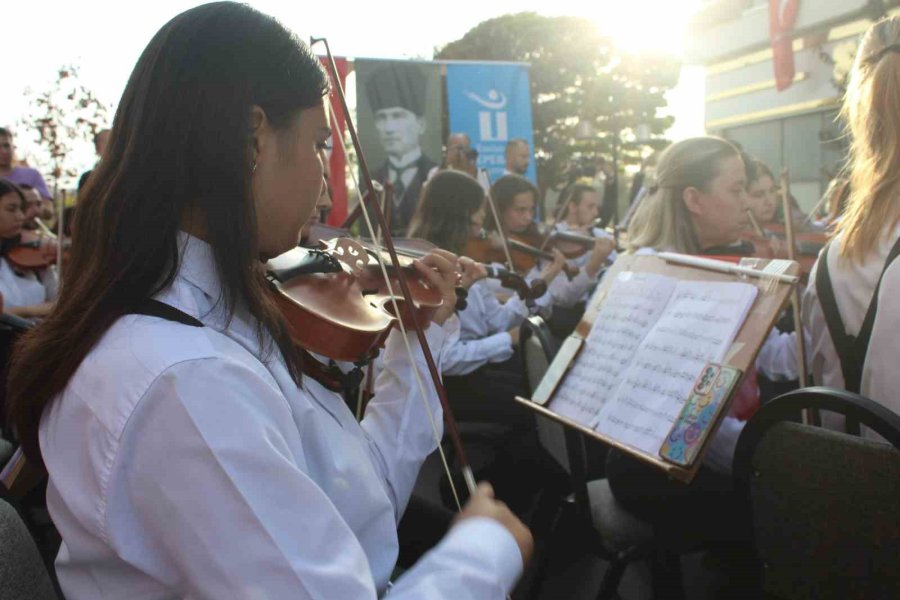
[734, 387, 900, 600]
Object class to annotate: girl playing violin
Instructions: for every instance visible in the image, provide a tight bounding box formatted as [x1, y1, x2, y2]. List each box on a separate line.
[6, 4, 530, 599]
[410, 170, 567, 513]
[485, 174, 613, 310]
[0, 179, 57, 319]
[408, 169, 552, 376]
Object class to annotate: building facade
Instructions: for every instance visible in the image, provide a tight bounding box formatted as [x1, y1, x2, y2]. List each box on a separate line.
[687, 0, 900, 213]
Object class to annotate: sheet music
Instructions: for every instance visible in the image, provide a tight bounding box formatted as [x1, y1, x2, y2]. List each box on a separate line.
[593, 280, 758, 455]
[551, 272, 677, 427]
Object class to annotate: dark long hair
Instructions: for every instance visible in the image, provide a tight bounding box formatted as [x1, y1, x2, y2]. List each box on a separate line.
[0, 179, 25, 254]
[407, 170, 484, 255]
[485, 174, 540, 234]
[7, 2, 328, 463]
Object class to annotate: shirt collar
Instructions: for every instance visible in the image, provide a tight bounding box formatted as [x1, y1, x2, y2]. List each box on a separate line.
[388, 148, 422, 171]
[176, 231, 223, 304]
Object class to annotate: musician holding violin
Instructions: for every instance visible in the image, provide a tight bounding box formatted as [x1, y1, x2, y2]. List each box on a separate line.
[6, 5, 530, 599]
[609, 137, 802, 573]
[552, 182, 617, 270]
[0, 179, 57, 319]
[408, 170, 559, 376]
[481, 174, 614, 310]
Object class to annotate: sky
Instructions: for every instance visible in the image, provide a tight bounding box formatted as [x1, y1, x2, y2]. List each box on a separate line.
[3, 0, 706, 171]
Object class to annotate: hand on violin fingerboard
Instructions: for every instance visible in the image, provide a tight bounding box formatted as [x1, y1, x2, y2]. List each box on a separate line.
[458, 258, 488, 289]
[586, 237, 616, 277]
[538, 249, 567, 283]
[412, 250, 460, 325]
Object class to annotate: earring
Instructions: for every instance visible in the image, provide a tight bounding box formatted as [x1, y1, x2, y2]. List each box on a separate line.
[251, 161, 258, 174]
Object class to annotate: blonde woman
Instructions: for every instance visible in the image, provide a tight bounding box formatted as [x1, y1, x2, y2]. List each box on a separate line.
[804, 16, 900, 426]
[608, 139, 770, 589]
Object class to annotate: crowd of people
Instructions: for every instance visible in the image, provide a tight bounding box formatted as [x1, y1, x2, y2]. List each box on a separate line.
[0, 2, 898, 599]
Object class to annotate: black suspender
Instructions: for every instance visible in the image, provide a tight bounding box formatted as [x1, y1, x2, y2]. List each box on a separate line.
[815, 236, 900, 395]
[128, 299, 204, 327]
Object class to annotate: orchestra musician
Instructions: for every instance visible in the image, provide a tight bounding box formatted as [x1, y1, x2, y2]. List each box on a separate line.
[0, 179, 57, 319]
[803, 15, 900, 432]
[484, 174, 613, 312]
[552, 182, 618, 269]
[609, 138, 779, 584]
[410, 169, 569, 513]
[408, 170, 563, 377]
[5, 4, 531, 599]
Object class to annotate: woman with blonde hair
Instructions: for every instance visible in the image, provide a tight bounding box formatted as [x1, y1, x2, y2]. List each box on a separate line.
[625, 136, 749, 256]
[804, 16, 900, 422]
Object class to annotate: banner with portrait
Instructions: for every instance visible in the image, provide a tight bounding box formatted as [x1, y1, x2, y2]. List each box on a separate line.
[446, 62, 536, 186]
[354, 59, 443, 233]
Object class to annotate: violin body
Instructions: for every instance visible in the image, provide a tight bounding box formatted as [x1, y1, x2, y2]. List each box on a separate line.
[7, 232, 65, 270]
[266, 238, 442, 362]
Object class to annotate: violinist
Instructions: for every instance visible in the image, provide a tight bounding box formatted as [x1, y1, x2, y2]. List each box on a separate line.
[553, 182, 617, 269]
[410, 170, 566, 514]
[17, 184, 44, 231]
[484, 174, 613, 310]
[6, 5, 530, 599]
[0, 179, 57, 319]
[609, 138, 793, 576]
[408, 170, 558, 376]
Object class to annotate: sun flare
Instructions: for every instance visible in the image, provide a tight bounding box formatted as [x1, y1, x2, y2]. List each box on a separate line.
[586, 0, 707, 57]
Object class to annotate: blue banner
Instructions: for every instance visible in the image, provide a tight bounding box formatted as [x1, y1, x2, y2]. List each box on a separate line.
[446, 63, 536, 187]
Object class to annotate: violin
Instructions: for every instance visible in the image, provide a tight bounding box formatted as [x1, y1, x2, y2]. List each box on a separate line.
[266, 237, 442, 363]
[740, 209, 825, 281]
[307, 221, 545, 301]
[6, 231, 70, 270]
[463, 229, 579, 279]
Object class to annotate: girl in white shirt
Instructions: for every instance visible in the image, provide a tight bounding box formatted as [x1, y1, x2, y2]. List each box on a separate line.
[6, 4, 530, 599]
[485, 174, 614, 314]
[803, 16, 900, 431]
[409, 170, 562, 376]
[0, 179, 57, 319]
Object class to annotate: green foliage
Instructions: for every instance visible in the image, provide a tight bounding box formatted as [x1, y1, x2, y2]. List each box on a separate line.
[18, 65, 109, 190]
[435, 13, 680, 184]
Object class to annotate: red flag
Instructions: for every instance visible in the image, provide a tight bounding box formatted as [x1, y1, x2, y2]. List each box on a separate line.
[769, 0, 800, 91]
[319, 56, 350, 226]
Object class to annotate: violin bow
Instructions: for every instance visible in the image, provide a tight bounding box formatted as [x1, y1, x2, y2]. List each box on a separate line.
[479, 169, 517, 272]
[312, 38, 477, 502]
[780, 169, 813, 423]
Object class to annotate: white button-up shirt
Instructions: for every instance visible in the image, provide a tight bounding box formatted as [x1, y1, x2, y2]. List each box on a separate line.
[0, 256, 57, 308]
[803, 225, 900, 435]
[444, 280, 530, 376]
[40, 234, 522, 599]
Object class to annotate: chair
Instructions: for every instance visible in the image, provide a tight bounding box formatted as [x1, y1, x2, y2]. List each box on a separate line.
[519, 318, 660, 600]
[733, 387, 900, 600]
[0, 496, 58, 600]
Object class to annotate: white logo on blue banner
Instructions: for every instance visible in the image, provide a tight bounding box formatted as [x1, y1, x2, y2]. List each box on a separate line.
[446, 63, 536, 185]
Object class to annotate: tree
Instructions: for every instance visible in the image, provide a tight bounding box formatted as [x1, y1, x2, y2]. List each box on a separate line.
[435, 13, 680, 186]
[18, 65, 109, 191]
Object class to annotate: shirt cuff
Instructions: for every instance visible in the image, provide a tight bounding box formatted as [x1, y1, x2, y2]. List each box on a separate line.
[439, 516, 523, 593]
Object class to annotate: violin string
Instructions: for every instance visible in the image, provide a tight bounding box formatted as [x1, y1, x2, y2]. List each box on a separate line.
[326, 103, 466, 510]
